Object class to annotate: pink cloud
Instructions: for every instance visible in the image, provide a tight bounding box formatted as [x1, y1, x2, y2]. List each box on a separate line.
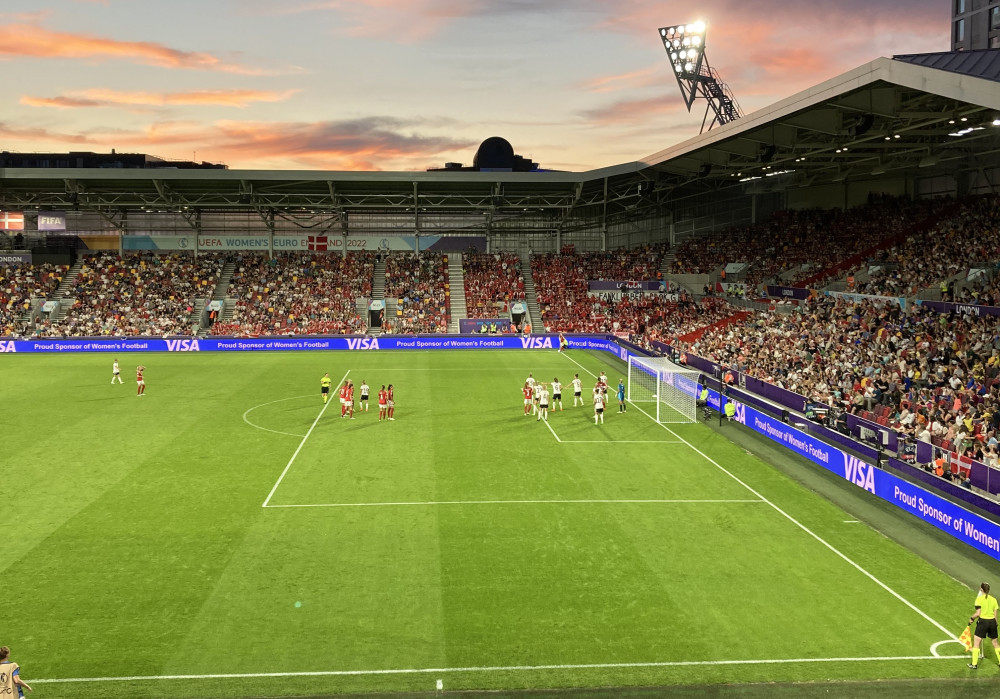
[0, 24, 273, 74]
[21, 88, 299, 109]
[0, 117, 472, 170]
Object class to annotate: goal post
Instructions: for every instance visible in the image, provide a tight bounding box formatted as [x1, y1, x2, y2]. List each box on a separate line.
[627, 355, 701, 423]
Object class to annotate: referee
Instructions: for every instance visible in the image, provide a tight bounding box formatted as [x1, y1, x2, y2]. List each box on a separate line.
[968, 581, 1000, 669]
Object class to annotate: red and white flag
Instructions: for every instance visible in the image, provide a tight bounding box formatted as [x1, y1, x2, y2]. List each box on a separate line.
[0, 211, 24, 230]
[307, 235, 328, 251]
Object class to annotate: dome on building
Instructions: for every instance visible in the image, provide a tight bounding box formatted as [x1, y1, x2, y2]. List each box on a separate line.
[472, 137, 516, 170]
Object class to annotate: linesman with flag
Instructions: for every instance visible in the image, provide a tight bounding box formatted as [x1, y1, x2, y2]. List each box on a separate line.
[967, 581, 1000, 669]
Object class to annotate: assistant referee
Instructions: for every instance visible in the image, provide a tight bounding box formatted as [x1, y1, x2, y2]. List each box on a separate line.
[968, 581, 1000, 669]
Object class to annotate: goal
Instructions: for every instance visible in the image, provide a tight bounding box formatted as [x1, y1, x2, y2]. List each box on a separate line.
[627, 355, 701, 423]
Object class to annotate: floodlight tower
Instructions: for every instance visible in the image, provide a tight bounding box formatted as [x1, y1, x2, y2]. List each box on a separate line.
[658, 22, 743, 134]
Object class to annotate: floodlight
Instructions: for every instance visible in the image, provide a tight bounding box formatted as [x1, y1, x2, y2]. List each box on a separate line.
[658, 20, 742, 133]
[993, 118, 1000, 127]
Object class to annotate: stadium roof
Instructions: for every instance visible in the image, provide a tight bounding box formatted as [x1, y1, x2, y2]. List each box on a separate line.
[1, 51, 998, 234]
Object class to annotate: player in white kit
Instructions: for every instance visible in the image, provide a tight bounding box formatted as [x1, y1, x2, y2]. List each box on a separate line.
[551, 377, 563, 411]
[571, 374, 583, 406]
[593, 387, 605, 424]
[537, 386, 550, 422]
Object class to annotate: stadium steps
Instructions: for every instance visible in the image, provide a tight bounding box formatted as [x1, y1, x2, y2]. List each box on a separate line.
[372, 258, 387, 300]
[660, 248, 677, 278]
[212, 260, 236, 300]
[53, 259, 84, 298]
[522, 258, 543, 331]
[448, 253, 465, 333]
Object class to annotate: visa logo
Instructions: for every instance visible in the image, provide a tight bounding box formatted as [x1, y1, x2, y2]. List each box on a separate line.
[0, 340, 15, 353]
[844, 454, 876, 494]
[733, 402, 746, 425]
[166, 339, 200, 352]
[520, 337, 553, 349]
[347, 337, 380, 350]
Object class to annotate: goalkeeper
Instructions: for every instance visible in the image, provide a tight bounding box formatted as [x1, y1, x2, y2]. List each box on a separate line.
[968, 581, 1000, 669]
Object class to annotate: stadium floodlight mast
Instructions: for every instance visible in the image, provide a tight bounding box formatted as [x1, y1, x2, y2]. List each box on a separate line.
[658, 21, 743, 134]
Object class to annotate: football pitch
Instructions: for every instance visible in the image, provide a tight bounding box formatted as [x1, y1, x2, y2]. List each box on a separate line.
[1, 348, 991, 698]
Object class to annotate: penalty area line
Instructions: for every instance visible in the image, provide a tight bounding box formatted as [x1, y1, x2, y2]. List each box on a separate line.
[264, 499, 766, 508]
[32, 655, 957, 684]
[560, 351, 958, 643]
[261, 369, 350, 508]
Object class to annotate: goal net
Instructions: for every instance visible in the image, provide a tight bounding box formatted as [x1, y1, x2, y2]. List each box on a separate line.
[627, 355, 701, 424]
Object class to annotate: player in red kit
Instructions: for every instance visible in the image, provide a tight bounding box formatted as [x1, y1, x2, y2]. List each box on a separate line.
[339, 380, 350, 418]
[346, 381, 355, 419]
[387, 384, 395, 421]
[136, 365, 146, 396]
[377, 385, 388, 422]
[522, 382, 533, 415]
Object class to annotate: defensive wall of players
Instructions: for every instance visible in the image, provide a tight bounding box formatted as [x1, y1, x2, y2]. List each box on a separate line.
[3, 330, 999, 563]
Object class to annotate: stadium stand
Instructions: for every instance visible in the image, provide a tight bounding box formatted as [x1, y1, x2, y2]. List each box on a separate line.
[533, 247, 665, 332]
[384, 251, 449, 334]
[211, 252, 374, 336]
[672, 196, 949, 287]
[35, 253, 219, 337]
[852, 194, 1000, 298]
[682, 294, 1000, 470]
[0, 262, 68, 336]
[462, 252, 525, 319]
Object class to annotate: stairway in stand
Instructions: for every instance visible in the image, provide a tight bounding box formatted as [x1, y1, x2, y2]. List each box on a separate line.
[522, 256, 543, 331]
[198, 258, 236, 336]
[370, 257, 387, 334]
[20, 258, 85, 328]
[447, 253, 465, 334]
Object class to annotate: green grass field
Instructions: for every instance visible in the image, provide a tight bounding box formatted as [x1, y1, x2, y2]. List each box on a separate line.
[1, 348, 994, 698]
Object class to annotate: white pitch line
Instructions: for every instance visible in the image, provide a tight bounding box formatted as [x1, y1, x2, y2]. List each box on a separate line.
[261, 370, 350, 508]
[541, 416, 562, 442]
[32, 654, 959, 685]
[242, 394, 312, 438]
[559, 440, 684, 444]
[561, 352, 958, 642]
[264, 499, 765, 508]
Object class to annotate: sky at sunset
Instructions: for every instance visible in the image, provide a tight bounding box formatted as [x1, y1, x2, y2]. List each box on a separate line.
[0, 0, 950, 172]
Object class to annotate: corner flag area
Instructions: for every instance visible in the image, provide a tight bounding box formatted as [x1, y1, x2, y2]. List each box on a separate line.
[1, 350, 978, 698]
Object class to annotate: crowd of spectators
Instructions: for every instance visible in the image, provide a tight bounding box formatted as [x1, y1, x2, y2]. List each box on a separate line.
[682, 295, 1000, 468]
[672, 196, 948, 287]
[211, 252, 374, 336]
[533, 247, 665, 331]
[384, 252, 449, 334]
[463, 253, 525, 319]
[36, 253, 221, 337]
[853, 195, 1000, 298]
[0, 262, 68, 336]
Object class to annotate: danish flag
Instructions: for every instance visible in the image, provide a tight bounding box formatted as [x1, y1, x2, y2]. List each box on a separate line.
[0, 211, 24, 230]
[307, 235, 328, 251]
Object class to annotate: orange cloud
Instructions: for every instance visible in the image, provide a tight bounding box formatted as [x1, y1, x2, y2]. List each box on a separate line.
[0, 24, 271, 74]
[21, 88, 299, 109]
[580, 66, 662, 94]
[580, 94, 686, 127]
[9, 117, 472, 171]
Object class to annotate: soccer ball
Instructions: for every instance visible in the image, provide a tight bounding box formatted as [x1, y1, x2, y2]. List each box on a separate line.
[651, 393, 657, 398]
